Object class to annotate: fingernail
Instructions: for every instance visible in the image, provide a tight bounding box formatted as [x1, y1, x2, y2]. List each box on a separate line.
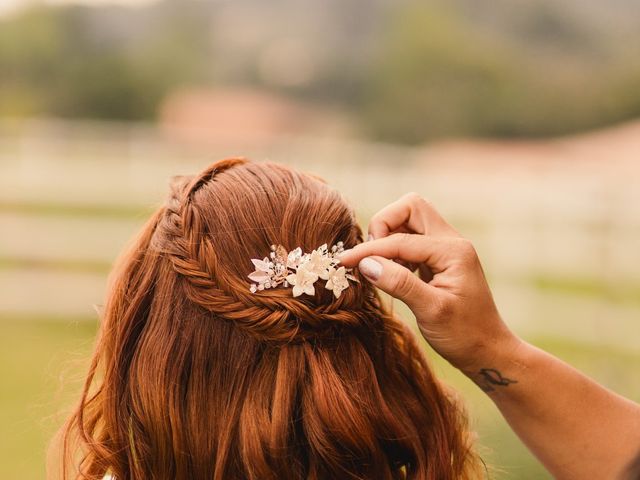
[367, 234, 374, 242]
[359, 257, 382, 281]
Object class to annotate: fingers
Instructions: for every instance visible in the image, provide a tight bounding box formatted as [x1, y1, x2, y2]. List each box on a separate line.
[368, 192, 459, 240]
[357, 256, 438, 313]
[340, 233, 467, 272]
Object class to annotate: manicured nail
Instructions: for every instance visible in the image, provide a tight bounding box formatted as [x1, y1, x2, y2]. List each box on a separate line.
[359, 257, 382, 281]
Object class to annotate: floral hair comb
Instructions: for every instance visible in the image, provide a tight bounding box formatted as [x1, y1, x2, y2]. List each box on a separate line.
[248, 242, 358, 298]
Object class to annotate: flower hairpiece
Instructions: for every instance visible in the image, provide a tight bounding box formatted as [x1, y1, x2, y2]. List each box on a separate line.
[248, 242, 358, 298]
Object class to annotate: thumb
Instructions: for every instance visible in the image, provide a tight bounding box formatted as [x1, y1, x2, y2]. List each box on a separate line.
[358, 256, 435, 312]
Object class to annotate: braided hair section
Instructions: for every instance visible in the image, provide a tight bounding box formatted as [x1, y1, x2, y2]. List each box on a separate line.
[150, 158, 371, 344]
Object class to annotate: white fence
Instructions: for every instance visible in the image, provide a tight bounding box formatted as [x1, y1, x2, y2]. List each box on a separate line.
[0, 118, 638, 348]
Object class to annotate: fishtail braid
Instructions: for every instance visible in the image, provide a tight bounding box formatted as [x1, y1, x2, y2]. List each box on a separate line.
[151, 158, 371, 343]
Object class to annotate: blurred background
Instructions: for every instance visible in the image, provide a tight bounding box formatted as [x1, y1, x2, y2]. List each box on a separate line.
[0, 0, 639, 478]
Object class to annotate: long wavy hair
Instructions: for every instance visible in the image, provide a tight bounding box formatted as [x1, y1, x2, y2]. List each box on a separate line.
[51, 158, 483, 479]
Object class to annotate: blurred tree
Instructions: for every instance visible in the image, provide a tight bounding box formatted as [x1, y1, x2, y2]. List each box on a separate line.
[0, 1, 213, 119]
[360, 1, 640, 143]
[1, 0, 639, 143]
[0, 6, 63, 115]
[360, 3, 522, 142]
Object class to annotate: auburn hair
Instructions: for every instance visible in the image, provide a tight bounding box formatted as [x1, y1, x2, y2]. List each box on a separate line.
[51, 158, 484, 479]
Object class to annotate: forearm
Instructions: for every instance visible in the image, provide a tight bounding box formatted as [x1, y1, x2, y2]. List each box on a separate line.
[465, 338, 640, 480]
[338, 203, 640, 478]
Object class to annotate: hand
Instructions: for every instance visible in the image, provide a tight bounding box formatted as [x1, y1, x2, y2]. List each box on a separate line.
[339, 193, 520, 373]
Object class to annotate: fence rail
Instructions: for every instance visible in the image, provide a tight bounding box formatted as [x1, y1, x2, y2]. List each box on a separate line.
[1, 118, 638, 348]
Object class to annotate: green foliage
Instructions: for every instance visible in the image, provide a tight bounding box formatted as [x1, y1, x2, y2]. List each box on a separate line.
[1, 0, 640, 141]
[360, 1, 640, 143]
[0, 2, 213, 119]
[360, 4, 521, 142]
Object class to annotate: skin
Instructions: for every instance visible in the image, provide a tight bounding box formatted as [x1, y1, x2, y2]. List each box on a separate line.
[339, 192, 640, 480]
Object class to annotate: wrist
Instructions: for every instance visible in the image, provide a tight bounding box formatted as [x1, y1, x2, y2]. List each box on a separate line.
[459, 328, 529, 392]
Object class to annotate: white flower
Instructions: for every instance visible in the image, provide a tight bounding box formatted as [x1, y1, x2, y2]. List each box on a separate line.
[286, 247, 304, 269]
[325, 266, 351, 298]
[249, 242, 356, 297]
[305, 244, 335, 278]
[248, 257, 273, 284]
[286, 264, 319, 297]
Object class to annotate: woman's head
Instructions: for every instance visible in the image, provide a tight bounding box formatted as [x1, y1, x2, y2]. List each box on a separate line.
[55, 158, 482, 479]
[150, 157, 369, 344]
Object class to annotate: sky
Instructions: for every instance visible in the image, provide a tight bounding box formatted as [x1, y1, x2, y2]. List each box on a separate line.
[0, 0, 158, 16]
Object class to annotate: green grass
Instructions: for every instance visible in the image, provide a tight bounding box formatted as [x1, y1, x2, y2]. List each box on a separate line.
[0, 256, 112, 274]
[528, 274, 640, 306]
[0, 199, 154, 219]
[1, 317, 639, 479]
[0, 317, 98, 480]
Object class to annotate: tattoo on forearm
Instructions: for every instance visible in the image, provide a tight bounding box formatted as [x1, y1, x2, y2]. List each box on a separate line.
[478, 368, 518, 392]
